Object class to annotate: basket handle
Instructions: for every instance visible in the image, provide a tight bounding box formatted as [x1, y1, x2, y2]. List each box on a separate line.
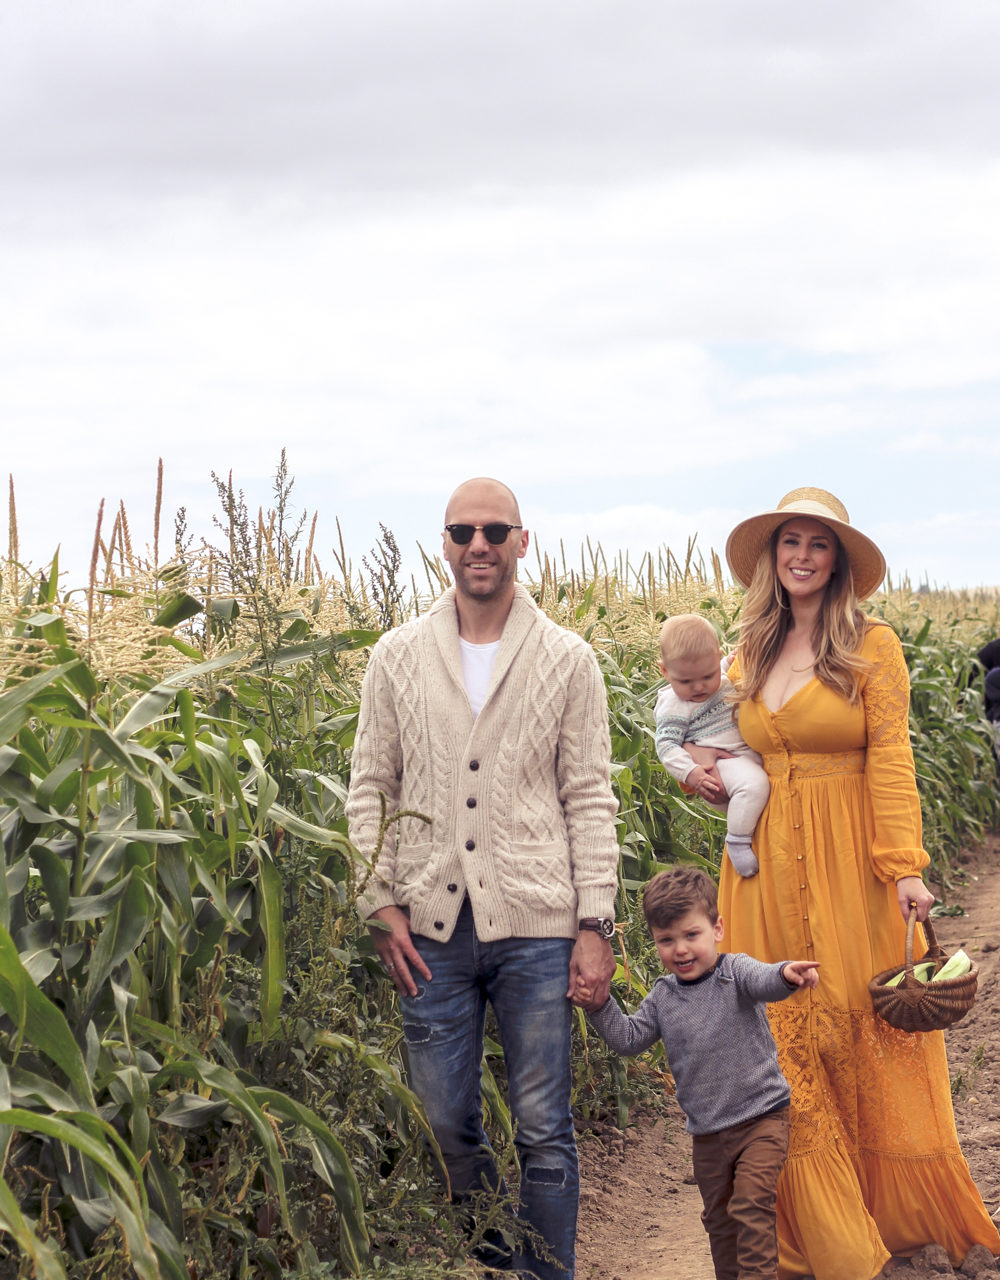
[904, 903, 944, 970]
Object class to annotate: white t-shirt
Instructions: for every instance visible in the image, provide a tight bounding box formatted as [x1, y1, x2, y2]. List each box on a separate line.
[459, 637, 500, 717]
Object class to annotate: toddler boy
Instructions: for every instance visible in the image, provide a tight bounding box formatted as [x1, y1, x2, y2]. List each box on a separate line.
[586, 867, 819, 1280]
[655, 613, 769, 877]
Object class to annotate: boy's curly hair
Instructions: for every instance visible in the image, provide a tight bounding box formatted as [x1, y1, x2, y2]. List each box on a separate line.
[642, 866, 719, 930]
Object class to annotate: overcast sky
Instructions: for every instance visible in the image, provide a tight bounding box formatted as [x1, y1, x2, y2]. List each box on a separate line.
[4, 0, 999, 591]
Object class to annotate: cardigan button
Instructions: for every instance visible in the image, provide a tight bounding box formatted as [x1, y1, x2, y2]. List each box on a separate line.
[466, 797, 476, 808]
[469, 760, 480, 771]
[465, 839, 475, 851]
[447, 883, 458, 893]
[434, 921, 444, 930]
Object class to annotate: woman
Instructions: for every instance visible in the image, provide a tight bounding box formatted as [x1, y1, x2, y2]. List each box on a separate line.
[715, 487, 1000, 1280]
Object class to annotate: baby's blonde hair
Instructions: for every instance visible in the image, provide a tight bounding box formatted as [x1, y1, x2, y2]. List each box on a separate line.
[659, 613, 722, 666]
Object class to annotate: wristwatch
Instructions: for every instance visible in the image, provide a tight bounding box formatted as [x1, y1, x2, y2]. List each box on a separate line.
[578, 917, 615, 939]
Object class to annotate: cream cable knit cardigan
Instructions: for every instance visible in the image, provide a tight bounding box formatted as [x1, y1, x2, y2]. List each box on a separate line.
[346, 584, 620, 943]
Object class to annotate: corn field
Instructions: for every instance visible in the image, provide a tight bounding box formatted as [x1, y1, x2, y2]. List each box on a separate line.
[0, 458, 996, 1278]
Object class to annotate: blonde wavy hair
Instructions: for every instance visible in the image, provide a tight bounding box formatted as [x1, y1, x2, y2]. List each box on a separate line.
[731, 524, 879, 706]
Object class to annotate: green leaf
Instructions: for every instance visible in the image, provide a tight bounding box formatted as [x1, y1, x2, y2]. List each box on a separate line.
[315, 1031, 443, 1168]
[251, 1087, 369, 1272]
[0, 662, 79, 747]
[156, 845, 194, 923]
[0, 1107, 148, 1219]
[150, 1058, 290, 1226]
[36, 755, 84, 813]
[243, 629, 381, 672]
[269, 801, 355, 851]
[58, 654, 100, 702]
[0, 1175, 67, 1279]
[152, 591, 204, 629]
[157, 1094, 230, 1127]
[66, 875, 141, 921]
[0, 925, 94, 1105]
[207, 597, 240, 622]
[145, 1205, 189, 1280]
[15, 725, 50, 774]
[31, 845, 70, 930]
[256, 842, 286, 1041]
[6, 1066, 77, 1113]
[143, 1142, 184, 1243]
[84, 871, 154, 1003]
[113, 685, 175, 742]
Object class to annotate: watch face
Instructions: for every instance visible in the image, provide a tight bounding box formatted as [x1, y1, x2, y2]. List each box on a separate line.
[599, 919, 615, 938]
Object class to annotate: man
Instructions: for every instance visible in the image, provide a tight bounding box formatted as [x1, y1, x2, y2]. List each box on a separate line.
[977, 637, 1000, 724]
[345, 477, 619, 1280]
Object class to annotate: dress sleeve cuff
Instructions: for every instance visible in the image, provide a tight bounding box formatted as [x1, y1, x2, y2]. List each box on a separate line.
[869, 847, 930, 884]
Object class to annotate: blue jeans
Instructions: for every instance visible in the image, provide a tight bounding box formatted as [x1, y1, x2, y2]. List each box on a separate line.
[400, 899, 578, 1280]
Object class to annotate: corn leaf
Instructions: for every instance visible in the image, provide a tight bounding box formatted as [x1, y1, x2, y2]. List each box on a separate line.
[0, 927, 94, 1105]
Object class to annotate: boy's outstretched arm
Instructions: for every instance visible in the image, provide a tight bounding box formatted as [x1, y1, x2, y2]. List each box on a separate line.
[782, 961, 820, 989]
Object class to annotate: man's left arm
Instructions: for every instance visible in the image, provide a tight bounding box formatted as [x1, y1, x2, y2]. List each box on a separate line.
[557, 644, 620, 1011]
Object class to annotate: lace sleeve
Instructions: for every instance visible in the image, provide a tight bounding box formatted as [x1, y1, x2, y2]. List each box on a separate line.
[862, 625, 929, 883]
[863, 625, 911, 747]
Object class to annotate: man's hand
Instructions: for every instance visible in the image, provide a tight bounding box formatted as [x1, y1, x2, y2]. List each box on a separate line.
[568, 930, 616, 1012]
[368, 905, 433, 996]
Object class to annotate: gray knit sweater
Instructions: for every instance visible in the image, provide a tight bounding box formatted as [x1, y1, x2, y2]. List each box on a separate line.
[589, 952, 795, 1135]
[346, 584, 620, 943]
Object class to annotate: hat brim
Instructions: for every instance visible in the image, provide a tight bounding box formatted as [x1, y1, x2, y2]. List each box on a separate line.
[726, 511, 886, 600]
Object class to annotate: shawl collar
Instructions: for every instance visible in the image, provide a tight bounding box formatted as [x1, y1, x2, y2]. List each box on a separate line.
[427, 583, 541, 715]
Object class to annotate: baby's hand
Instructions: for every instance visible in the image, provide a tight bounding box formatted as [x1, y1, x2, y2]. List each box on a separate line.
[782, 961, 820, 989]
[687, 765, 722, 801]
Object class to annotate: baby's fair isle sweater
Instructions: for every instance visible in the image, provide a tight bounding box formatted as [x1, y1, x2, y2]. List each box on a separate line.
[346, 584, 619, 944]
[654, 678, 756, 784]
[589, 953, 795, 1134]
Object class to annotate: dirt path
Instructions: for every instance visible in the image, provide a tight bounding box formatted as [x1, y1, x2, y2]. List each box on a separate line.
[575, 838, 1000, 1280]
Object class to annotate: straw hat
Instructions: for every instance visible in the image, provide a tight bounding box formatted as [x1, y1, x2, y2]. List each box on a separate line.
[725, 487, 886, 600]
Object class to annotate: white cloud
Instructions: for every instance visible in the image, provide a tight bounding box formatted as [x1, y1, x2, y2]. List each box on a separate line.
[3, 1, 1000, 587]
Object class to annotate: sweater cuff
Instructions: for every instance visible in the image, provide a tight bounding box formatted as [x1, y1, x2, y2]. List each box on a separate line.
[575, 892, 618, 922]
[356, 881, 398, 921]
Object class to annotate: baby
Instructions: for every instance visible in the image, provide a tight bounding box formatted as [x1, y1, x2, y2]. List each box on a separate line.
[655, 614, 769, 877]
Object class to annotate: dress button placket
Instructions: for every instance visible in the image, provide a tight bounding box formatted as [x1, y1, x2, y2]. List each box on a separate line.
[790, 767, 811, 950]
[786, 754, 817, 1047]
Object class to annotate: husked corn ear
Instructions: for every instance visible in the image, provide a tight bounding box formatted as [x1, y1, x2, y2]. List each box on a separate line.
[883, 960, 937, 987]
[930, 949, 972, 982]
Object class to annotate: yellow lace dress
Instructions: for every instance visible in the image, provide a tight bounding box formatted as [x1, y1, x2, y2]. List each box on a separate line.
[719, 625, 1000, 1280]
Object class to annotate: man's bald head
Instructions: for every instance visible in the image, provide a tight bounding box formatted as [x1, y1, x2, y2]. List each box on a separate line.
[444, 478, 521, 527]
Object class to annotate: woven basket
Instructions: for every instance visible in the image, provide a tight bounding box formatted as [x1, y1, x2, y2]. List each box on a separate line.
[869, 908, 978, 1033]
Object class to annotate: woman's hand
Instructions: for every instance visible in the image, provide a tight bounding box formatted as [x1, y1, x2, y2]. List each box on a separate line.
[895, 875, 935, 923]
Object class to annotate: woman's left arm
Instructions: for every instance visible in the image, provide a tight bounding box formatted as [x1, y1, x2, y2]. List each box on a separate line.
[862, 625, 934, 921]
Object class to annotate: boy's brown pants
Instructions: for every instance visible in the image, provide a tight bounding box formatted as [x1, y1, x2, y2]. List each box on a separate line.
[691, 1105, 790, 1280]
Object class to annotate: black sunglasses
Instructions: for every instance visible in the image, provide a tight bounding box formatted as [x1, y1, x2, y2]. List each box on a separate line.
[445, 523, 523, 546]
